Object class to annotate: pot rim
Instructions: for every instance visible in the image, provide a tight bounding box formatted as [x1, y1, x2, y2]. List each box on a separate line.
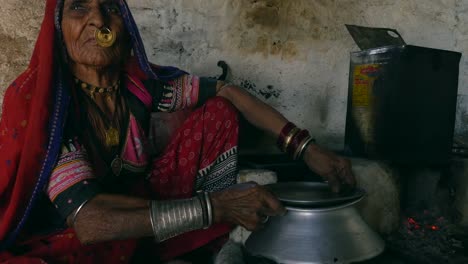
[284, 195, 364, 212]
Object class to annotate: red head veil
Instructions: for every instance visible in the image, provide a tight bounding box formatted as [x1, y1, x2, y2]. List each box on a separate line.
[0, 0, 60, 246]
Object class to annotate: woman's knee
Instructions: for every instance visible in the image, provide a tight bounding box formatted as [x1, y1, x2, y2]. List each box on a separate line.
[203, 96, 238, 121]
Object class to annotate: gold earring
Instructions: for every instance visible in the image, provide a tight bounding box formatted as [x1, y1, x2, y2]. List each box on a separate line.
[95, 27, 116, 48]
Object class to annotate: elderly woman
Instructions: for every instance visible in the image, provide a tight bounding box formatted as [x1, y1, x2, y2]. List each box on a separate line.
[0, 0, 355, 263]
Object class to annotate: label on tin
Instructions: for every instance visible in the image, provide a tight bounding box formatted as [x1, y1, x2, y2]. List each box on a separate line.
[352, 64, 380, 107]
[351, 64, 381, 152]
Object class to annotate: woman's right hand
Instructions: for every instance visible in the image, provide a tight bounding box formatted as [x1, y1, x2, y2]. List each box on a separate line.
[210, 182, 286, 231]
[302, 143, 355, 193]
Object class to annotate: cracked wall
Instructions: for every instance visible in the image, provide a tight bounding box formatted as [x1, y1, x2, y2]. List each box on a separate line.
[1, 0, 467, 151]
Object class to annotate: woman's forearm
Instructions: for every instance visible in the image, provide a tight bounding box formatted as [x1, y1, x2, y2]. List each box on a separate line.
[69, 194, 153, 245]
[217, 85, 288, 138]
[216, 84, 356, 192]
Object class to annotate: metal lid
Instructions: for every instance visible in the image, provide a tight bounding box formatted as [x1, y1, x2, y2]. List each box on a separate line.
[266, 182, 366, 207]
[345, 24, 406, 50]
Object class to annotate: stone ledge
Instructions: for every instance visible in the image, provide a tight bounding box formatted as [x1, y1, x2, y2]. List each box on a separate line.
[237, 169, 278, 186]
[352, 158, 400, 235]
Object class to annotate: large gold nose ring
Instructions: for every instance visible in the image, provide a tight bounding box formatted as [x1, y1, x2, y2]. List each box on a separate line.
[95, 27, 116, 48]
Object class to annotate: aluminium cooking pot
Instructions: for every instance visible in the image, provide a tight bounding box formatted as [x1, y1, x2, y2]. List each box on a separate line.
[245, 182, 385, 264]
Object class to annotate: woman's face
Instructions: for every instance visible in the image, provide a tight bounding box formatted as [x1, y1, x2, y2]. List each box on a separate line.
[61, 0, 130, 69]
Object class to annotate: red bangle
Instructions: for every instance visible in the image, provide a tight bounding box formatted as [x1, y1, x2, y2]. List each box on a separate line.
[277, 122, 296, 150]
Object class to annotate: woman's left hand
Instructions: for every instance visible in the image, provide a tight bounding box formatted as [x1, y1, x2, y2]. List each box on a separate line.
[302, 143, 356, 193]
[210, 182, 286, 231]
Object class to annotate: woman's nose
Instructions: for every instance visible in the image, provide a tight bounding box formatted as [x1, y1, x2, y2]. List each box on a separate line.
[88, 7, 106, 28]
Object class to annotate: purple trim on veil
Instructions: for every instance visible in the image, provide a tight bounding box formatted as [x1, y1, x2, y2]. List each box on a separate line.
[118, 0, 186, 81]
[0, 70, 71, 251]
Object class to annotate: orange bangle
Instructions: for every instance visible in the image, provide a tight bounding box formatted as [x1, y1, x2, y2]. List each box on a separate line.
[277, 122, 296, 151]
[283, 127, 300, 152]
[287, 129, 309, 158]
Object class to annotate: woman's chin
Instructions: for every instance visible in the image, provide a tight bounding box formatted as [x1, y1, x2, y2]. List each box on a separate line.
[75, 58, 121, 69]
[90, 61, 119, 69]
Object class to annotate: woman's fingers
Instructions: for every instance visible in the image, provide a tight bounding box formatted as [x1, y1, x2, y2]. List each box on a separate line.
[248, 186, 285, 229]
[325, 160, 356, 193]
[260, 188, 286, 216]
[303, 144, 357, 193]
[211, 184, 285, 230]
[339, 159, 356, 187]
[324, 169, 342, 193]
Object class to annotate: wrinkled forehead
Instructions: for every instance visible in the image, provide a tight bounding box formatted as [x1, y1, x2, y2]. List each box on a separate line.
[56, 0, 124, 14]
[61, 0, 122, 6]
[54, 0, 126, 29]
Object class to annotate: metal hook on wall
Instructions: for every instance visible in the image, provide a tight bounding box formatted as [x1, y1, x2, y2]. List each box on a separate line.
[217, 61, 229, 81]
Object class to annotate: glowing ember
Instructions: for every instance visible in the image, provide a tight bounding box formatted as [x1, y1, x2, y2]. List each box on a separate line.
[387, 213, 468, 263]
[406, 217, 421, 230]
[405, 217, 442, 231]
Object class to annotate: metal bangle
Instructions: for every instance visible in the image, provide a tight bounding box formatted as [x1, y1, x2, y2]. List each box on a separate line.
[204, 192, 213, 228]
[148, 201, 157, 236]
[72, 199, 91, 226]
[197, 191, 208, 228]
[150, 197, 204, 242]
[295, 136, 315, 160]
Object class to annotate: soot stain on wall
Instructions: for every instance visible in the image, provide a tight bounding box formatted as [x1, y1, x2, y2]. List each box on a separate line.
[315, 84, 334, 124]
[226, 0, 326, 59]
[226, 0, 381, 59]
[240, 79, 282, 100]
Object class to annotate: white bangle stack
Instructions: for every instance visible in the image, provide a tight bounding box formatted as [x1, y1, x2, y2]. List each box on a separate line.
[148, 191, 215, 242]
[149, 197, 205, 242]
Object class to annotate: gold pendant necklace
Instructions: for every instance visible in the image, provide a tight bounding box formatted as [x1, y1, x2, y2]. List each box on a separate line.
[75, 77, 122, 148]
[105, 126, 120, 147]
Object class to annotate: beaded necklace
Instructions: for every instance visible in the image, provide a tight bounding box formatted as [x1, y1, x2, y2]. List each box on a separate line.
[75, 78, 121, 147]
[74, 78, 120, 100]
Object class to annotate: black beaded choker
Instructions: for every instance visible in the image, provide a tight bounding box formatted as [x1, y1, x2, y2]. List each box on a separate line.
[74, 77, 120, 99]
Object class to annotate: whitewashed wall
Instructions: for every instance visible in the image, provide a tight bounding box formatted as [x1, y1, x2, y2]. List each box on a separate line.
[1, 0, 467, 151]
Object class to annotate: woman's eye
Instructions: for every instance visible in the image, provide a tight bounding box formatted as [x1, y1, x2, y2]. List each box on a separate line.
[70, 3, 86, 11]
[104, 4, 121, 15]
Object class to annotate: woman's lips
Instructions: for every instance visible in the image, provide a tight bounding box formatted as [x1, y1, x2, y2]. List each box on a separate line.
[84, 37, 98, 46]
